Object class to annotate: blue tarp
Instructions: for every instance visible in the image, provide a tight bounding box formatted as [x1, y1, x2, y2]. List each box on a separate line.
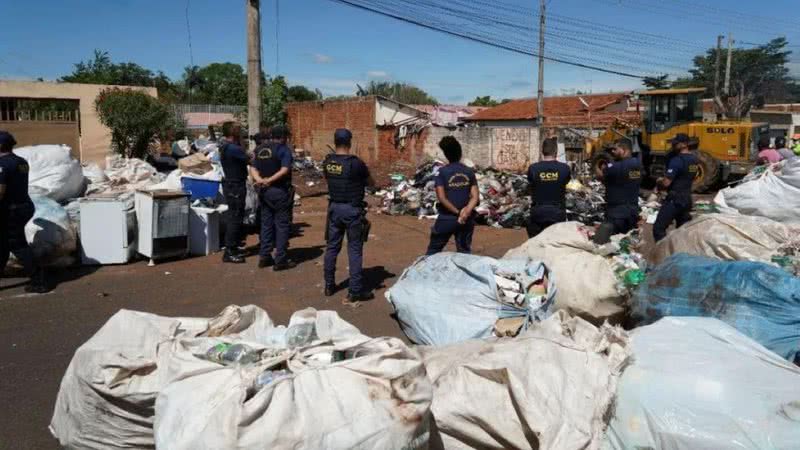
[631, 253, 800, 362]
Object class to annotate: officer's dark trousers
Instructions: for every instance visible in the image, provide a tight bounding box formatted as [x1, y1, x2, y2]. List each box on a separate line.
[259, 187, 291, 263]
[527, 205, 566, 239]
[426, 214, 475, 255]
[653, 195, 692, 242]
[222, 181, 246, 252]
[594, 205, 639, 244]
[0, 203, 36, 277]
[324, 203, 365, 294]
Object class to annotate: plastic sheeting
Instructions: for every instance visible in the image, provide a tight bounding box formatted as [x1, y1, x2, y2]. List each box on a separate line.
[419, 311, 630, 450]
[631, 253, 800, 362]
[385, 253, 556, 345]
[504, 222, 626, 322]
[651, 213, 799, 265]
[604, 317, 800, 450]
[14, 145, 85, 203]
[714, 158, 800, 223]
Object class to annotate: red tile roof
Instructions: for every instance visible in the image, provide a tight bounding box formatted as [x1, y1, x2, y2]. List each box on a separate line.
[465, 93, 630, 122]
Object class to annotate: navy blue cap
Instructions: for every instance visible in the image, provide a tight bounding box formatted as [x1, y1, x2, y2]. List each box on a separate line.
[271, 125, 289, 139]
[334, 128, 352, 145]
[0, 131, 16, 150]
[670, 133, 691, 144]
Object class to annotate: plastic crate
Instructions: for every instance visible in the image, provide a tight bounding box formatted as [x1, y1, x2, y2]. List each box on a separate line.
[181, 177, 221, 200]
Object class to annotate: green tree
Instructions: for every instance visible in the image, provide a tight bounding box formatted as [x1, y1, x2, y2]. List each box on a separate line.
[288, 85, 323, 102]
[262, 76, 289, 126]
[642, 75, 670, 90]
[468, 96, 500, 107]
[357, 81, 438, 105]
[193, 63, 248, 105]
[95, 88, 176, 159]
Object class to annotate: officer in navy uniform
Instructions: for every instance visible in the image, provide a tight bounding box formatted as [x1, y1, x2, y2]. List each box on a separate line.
[526, 138, 571, 238]
[249, 125, 296, 270]
[219, 122, 250, 263]
[0, 131, 48, 293]
[323, 129, 375, 302]
[426, 136, 479, 255]
[594, 139, 642, 244]
[653, 133, 700, 242]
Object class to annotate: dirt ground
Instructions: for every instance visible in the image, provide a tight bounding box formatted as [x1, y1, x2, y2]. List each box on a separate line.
[0, 195, 528, 450]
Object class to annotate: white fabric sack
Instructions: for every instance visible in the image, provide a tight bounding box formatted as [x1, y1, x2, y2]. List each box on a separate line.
[385, 253, 556, 346]
[651, 213, 799, 265]
[14, 145, 85, 202]
[85, 155, 161, 196]
[8, 196, 77, 268]
[49, 305, 273, 450]
[714, 158, 800, 223]
[504, 222, 624, 321]
[419, 311, 630, 450]
[604, 317, 800, 450]
[154, 309, 431, 450]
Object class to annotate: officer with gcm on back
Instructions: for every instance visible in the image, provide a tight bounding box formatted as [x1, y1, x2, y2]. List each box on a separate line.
[219, 122, 250, 263]
[249, 126, 296, 271]
[323, 129, 375, 302]
[594, 139, 642, 244]
[526, 138, 571, 238]
[653, 133, 699, 242]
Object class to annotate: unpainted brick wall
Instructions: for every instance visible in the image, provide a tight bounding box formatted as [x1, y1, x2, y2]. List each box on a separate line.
[423, 126, 540, 172]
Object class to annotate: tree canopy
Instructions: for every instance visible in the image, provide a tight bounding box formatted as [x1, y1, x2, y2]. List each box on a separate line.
[468, 96, 512, 107]
[357, 81, 438, 105]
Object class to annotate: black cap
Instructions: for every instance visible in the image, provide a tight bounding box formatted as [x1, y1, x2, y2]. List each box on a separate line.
[271, 125, 289, 139]
[670, 133, 691, 145]
[0, 131, 16, 150]
[334, 128, 353, 146]
[253, 132, 270, 145]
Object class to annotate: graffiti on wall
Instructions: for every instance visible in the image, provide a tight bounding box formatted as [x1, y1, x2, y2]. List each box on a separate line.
[492, 128, 531, 172]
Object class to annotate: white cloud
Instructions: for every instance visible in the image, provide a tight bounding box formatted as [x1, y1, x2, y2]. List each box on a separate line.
[312, 53, 333, 64]
[367, 70, 389, 78]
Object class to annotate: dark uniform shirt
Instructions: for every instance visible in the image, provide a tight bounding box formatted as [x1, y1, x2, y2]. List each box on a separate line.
[603, 157, 642, 208]
[0, 153, 32, 208]
[665, 153, 699, 198]
[435, 162, 477, 215]
[251, 142, 293, 189]
[527, 160, 571, 208]
[220, 142, 249, 182]
[324, 154, 370, 206]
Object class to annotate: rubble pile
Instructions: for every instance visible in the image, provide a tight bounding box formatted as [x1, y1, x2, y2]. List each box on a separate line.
[773, 238, 800, 276]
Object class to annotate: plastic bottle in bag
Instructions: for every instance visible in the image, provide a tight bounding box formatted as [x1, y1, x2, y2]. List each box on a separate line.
[254, 369, 291, 389]
[204, 342, 260, 365]
[286, 323, 317, 348]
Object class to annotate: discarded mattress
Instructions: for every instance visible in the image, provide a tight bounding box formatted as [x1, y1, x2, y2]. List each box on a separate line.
[604, 317, 800, 450]
[651, 213, 799, 265]
[504, 222, 626, 322]
[15, 145, 85, 203]
[418, 311, 630, 450]
[714, 158, 800, 223]
[630, 253, 800, 362]
[50, 305, 275, 450]
[385, 253, 556, 345]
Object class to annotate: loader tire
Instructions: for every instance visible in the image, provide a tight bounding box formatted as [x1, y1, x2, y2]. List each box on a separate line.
[693, 151, 719, 193]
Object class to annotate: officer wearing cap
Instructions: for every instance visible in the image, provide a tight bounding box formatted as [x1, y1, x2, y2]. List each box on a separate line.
[653, 133, 700, 242]
[219, 122, 250, 263]
[323, 129, 375, 302]
[526, 137, 571, 238]
[249, 125, 296, 270]
[594, 138, 642, 244]
[0, 131, 48, 293]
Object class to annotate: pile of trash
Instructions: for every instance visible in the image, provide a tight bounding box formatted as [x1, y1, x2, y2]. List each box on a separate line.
[714, 158, 800, 223]
[773, 238, 800, 276]
[373, 160, 611, 228]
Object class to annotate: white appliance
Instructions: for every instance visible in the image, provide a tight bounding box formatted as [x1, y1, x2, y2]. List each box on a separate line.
[189, 206, 223, 256]
[79, 195, 137, 265]
[135, 190, 190, 264]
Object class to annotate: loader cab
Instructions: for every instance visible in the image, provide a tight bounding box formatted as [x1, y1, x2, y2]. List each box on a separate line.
[641, 88, 706, 135]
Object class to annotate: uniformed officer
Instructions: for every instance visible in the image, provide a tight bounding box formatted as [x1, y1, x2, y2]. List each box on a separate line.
[526, 138, 571, 238]
[249, 126, 296, 271]
[594, 139, 642, 244]
[323, 129, 375, 302]
[426, 136, 479, 255]
[0, 131, 48, 293]
[219, 122, 250, 263]
[653, 133, 700, 242]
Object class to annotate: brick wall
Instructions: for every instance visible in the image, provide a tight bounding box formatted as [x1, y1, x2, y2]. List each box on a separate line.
[423, 126, 540, 172]
[287, 97, 378, 163]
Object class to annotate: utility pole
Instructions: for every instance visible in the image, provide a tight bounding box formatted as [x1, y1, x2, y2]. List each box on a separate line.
[714, 35, 723, 98]
[246, 0, 262, 150]
[724, 32, 734, 95]
[537, 0, 546, 126]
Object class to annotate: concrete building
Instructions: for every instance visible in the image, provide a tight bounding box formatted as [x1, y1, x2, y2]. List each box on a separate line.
[751, 104, 800, 141]
[0, 80, 158, 164]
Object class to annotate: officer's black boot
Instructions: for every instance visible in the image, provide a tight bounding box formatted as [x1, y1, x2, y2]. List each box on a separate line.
[24, 268, 50, 294]
[324, 284, 336, 297]
[347, 291, 375, 302]
[258, 255, 275, 268]
[222, 250, 245, 264]
[273, 259, 296, 272]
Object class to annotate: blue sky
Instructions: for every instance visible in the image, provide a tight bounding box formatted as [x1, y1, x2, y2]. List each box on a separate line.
[1, 0, 798, 104]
